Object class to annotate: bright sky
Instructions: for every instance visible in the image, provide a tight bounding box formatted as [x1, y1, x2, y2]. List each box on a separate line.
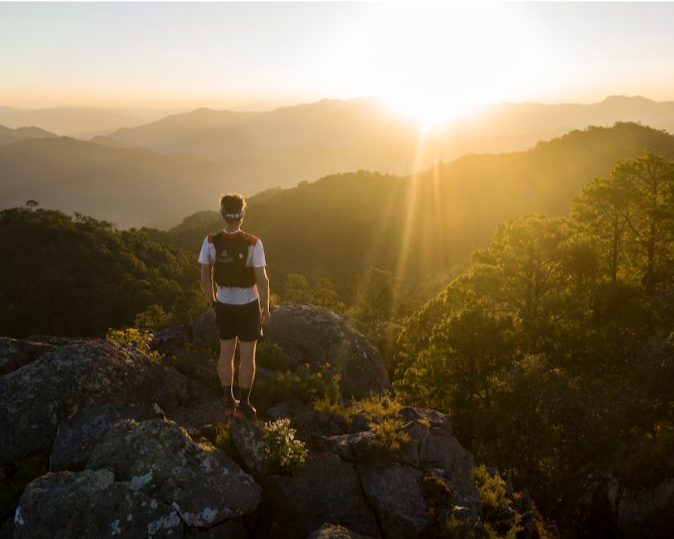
[2, 1, 674, 122]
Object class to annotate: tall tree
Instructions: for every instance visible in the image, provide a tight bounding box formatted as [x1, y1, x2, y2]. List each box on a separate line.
[614, 151, 674, 292]
[571, 175, 631, 282]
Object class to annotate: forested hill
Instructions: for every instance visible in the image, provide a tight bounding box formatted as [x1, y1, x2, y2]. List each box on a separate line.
[170, 122, 674, 280]
[0, 206, 203, 338]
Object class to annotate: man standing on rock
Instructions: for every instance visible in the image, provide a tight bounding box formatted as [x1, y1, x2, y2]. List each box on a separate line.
[199, 193, 271, 419]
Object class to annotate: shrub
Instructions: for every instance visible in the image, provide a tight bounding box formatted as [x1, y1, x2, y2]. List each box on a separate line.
[106, 327, 162, 362]
[367, 417, 410, 459]
[312, 396, 351, 423]
[253, 372, 310, 414]
[473, 465, 512, 520]
[256, 342, 291, 371]
[473, 465, 522, 539]
[263, 419, 307, 476]
[212, 423, 246, 469]
[296, 361, 341, 403]
[351, 393, 402, 422]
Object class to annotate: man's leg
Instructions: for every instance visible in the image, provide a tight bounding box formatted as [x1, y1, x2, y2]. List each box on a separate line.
[238, 340, 257, 416]
[218, 338, 237, 411]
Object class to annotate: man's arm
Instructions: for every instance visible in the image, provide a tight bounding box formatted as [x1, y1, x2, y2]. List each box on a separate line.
[201, 264, 216, 316]
[254, 266, 271, 325]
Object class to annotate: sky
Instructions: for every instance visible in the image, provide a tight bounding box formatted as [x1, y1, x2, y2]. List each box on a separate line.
[2, 1, 674, 121]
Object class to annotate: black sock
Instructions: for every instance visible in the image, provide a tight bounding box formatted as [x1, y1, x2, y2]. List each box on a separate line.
[239, 386, 252, 406]
[223, 385, 235, 404]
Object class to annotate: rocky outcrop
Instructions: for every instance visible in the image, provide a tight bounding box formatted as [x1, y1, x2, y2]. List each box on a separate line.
[0, 337, 52, 376]
[50, 403, 165, 472]
[1, 333, 548, 539]
[87, 418, 261, 527]
[0, 339, 193, 467]
[259, 454, 381, 539]
[230, 419, 273, 481]
[357, 464, 429, 539]
[184, 304, 392, 398]
[14, 469, 184, 539]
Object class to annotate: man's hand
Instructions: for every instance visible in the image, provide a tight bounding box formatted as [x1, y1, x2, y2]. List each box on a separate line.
[260, 306, 271, 326]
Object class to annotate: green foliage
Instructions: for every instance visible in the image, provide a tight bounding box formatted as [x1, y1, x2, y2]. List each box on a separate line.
[134, 304, 173, 331]
[351, 267, 395, 326]
[106, 327, 162, 363]
[170, 286, 209, 326]
[171, 123, 674, 284]
[263, 419, 307, 476]
[473, 465, 524, 539]
[484, 523, 523, 539]
[473, 465, 512, 520]
[367, 417, 410, 459]
[0, 206, 198, 338]
[439, 515, 479, 539]
[394, 150, 674, 531]
[256, 341, 291, 371]
[278, 274, 346, 312]
[611, 427, 674, 490]
[296, 361, 342, 403]
[312, 396, 351, 422]
[212, 423, 246, 469]
[350, 393, 403, 422]
[253, 372, 310, 415]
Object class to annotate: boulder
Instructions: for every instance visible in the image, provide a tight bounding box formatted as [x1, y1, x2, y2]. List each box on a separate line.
[307, 523, 379, 539]
[418, 434, 480, 513]
[267, 304, 392, 398]
[324, 430, 376, 462]
[153, 324, 193, 356]
[160, 304, 393, 399]
[399, 407, 452, 437]
[260, 454, 381, 539]
[0, 339, 192, 466]
[50, 402, 165, 472]
[87, 418, 261, 527]
[192, 311, 220, 350]
[266, 399, 313, 421]
[230, 418, 273, 481]
[14, 468, 183, 539]
[185, 519, 249, 538]
[357, 463, 429, 539]
[0, 337, 53, 376]
[24, 335, 90, 346]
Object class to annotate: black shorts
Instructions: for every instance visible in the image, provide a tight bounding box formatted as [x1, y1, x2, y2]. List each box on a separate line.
[215, 299, 262, 342]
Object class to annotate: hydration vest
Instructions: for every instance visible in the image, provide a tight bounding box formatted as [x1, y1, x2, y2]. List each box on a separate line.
[209, 231, 258, 288]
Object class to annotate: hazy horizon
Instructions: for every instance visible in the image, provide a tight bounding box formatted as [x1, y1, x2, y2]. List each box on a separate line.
[3, 2, 674, 127]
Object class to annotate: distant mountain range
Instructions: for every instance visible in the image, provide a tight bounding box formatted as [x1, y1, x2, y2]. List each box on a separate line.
[0, 106, 184, 138]
[103, 95, 674, 190]
[0, 136, 231, 229]
[0, 124, 57, 146]
[167, 122, 674, 280]
[3, 96, 674, 230]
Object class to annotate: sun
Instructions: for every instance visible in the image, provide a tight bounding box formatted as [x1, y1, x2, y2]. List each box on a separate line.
[323, 3, 558, 131]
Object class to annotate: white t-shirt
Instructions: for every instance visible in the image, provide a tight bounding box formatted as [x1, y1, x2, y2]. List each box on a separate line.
[198, 229, 266, 305]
